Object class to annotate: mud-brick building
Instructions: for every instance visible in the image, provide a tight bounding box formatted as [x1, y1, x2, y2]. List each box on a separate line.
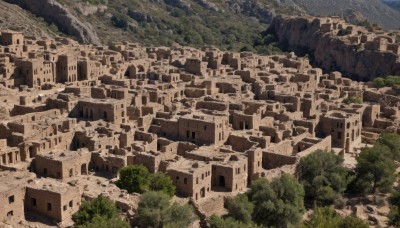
[211, 154, 248, 193]
[166, 158, 211, 201]
[56, 54, 78, 83]
[0, 139, 20, 166]
[14, 58, 55, 88]
[75, 98, 127, 124]
[178, 113, 229, 146]
[320, 111, 362, 153]
[0, 171, 35, 222]
[182, 146, 248, 192]
[0, 31, 24, 46]
[25, 179, 81, 223]
[34, 149, 91, 180]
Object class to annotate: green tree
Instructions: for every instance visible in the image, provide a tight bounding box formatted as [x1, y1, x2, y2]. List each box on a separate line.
[247, 173, 305, 227]
[136, 191, 196, 228]
[388, 186, 400, 226]
[224, 194, 254, 224]
[303, 206, 368, 228]
[149, 172, 176, 197]
[136, 191, 170, 227]
[78, 215, 130, 228]
[72, 195, 129, 227]
[349, 144, 396, 194]
[376, 133, 400, 161]
[116, 165, 151, 194]
[373, 77, 385, 88]
[162, 203, 197, 227]
[298, 150, 348, 205]
[209, 215, 261, 228]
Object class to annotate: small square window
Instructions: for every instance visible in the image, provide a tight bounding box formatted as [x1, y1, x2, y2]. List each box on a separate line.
[63, 205, 67, 211]
[47, 203, 52, 211]
[69, 201, 73, 207]
[8, 195, 14, 204]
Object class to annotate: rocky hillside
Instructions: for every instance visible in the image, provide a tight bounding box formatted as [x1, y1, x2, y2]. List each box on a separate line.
[287, 0, 400, 30]
[268, 16, 400, 81]
[1, 0, 400, 49]
[383, 0, 400, 10]
[0, 0, 59, 38]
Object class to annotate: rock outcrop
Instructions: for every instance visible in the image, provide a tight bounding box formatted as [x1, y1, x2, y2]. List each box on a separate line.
[268, 16, 400, 81]
[4, 0, 100, 45]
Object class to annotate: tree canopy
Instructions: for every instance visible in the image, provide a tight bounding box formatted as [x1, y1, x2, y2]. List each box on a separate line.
[209, 215, 261, 228]
[224, 194, 254, 224]
[116, 165, 151, 194]
[72, 195, 129, 228]
[149, 172, 176, 197]
[348, 133, 400, 195]
[388, 186, 400, 227]
[298, 150, 348, 205]
[136, 191, 196, 228]
[348, 144, 396, 194]
[303, 206, 368, 228]
[247, 173, 305, 227]
[116, 165, 176, 196]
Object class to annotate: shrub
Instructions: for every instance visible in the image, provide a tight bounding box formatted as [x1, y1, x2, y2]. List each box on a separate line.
[72, 195, 129, 227]
[116, 165, 151, 194]
[298, 150, 348, 205]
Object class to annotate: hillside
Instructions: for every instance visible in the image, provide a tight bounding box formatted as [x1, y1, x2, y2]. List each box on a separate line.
[1, 0, 400, 50]
[0, 1, 59, 39]
[383, 0, 400, 11]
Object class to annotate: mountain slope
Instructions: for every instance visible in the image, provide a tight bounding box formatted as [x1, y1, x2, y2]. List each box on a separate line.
[288, 0, 400, 30]
[1, 0, 400, 50]
[0, 0, 59, 38]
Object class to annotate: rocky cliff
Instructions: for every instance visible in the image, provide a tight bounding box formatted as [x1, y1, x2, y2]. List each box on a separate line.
[3, 0, 100, 44]
[268, 16, 400, 81]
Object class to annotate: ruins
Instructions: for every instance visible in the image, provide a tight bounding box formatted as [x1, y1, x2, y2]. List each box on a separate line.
[0, 24, 400, 226]
[269, 15, 400, 81]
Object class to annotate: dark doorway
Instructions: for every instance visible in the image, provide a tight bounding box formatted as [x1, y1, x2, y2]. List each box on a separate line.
[81, 164, 87, 175]
[200, 187, 205, 198]
[219, 176, 225, 187]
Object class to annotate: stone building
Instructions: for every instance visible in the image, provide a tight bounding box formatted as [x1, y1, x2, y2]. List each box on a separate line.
[34, 149, 91, 180]
[320, 111, 362, 153]
[177, 113, 229, 146]
[166, 158, 212, 201]
[0, 171, 35, 222]
[25, 179, 81, 223]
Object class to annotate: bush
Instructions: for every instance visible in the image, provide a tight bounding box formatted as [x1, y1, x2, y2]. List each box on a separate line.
[149, 172, 176, 197]
[348, 143, 396, 194]
[111, 13, 129, 29]
[373, 76, 400, 88]
[209, 215, 261, 228]
[303, 206, 368, 228]
[224, 194, 254, 224]
[388, 186, 400, 226]
[116, 165, 151, 194]
[343, 96, 362, 104]
[72, 195, 129, 227]
[247, 173, 305, 227]
[298, 150, 348, 205]
[116, 165, 176, 196]
[136, 191, 196, 228]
